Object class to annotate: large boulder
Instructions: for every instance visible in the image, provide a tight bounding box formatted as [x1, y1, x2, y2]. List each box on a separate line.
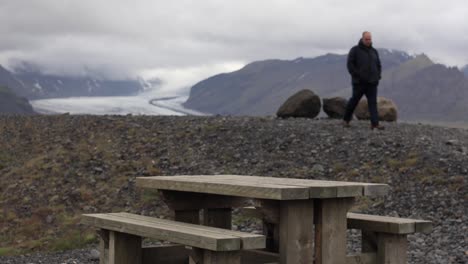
[276, 89, 321, 118]
[355, 97, 398, 122]
[323, 97, 347, 119]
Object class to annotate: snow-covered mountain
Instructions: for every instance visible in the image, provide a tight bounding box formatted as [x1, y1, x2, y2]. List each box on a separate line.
[0, 62, 159, 100]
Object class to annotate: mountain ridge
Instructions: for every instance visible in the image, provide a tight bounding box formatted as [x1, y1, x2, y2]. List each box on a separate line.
[462, 65, 468, 78]
[184, 50, 468, 122]
[0, 64, 155, 100]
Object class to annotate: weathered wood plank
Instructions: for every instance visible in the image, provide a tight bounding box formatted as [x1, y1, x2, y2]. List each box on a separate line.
[115, 213, 265, 250]
[360, 183, 390, 197]
[347, 213, 432, 234]
[279, 200, 314, 264]
[314, 198, 355, 264]
[83, 213, 241, 251]
[83, 213, 265, 251]
[136, 175, 389, 199]
[137, 176, 309, 200]
[98, 229, 109, 264]
[377, 233, 408, 264]
[414, 219, 434, 234]
[109, 231, 142, 264]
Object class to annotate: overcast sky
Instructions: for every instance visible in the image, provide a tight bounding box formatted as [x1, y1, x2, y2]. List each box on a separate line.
[1, 0, 467, 92]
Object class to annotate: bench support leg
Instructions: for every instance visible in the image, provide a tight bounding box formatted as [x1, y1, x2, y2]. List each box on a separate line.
[98, 230, 109, 264]
[314, 198, 354, 264]
[263, 221, 280, 252]
[109, 231, 142, 264]
[254, 199, 280, 253]
[362, 230, 377, 253]
[377, 233, 407, 264]
[362, 230, 408, 264]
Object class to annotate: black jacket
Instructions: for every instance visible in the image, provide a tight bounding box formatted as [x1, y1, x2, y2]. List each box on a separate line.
[347, 39, 382, 84]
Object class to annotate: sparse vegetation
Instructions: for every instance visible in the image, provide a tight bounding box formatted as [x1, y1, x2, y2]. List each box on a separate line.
[0, 116, 466, 263]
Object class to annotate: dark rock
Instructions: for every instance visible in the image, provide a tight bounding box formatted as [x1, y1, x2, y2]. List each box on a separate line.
[276, 89, 321, 118]
[355, 97, 398, 122]
[88, 249, 100, 260]
[323, 97, 347, 119]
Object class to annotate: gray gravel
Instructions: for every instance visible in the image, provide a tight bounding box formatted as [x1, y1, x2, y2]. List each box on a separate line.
[0, 116, 467, 264]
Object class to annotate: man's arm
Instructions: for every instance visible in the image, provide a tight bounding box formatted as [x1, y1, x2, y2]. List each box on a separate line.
[347, 47, 358, 77]
[375, 49, 382, 79]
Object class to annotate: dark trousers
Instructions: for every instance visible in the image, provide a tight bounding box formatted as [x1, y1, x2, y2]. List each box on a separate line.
[343, 82, 379, 126]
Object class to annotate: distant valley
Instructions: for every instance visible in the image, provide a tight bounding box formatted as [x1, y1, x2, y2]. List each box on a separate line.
[0, 62, 163, 115]
[2, 54, 468, 122]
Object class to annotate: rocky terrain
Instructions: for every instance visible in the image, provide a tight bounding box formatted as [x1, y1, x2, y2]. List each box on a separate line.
[0, 115, 466, 263]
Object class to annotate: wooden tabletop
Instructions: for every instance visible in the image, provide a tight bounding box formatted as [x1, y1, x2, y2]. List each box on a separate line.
[136, 175, 389, 200]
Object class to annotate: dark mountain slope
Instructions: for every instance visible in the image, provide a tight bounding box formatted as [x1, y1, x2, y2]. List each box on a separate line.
[0, 86, 36, 114]
[184, 50, 412, 115]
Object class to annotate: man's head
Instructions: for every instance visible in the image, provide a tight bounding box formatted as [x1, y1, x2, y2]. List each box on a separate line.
[362, 31, 372, 47]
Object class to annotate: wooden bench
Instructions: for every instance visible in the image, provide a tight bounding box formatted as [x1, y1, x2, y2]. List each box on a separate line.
[239, 207, 432, 264]
[347, 213, 432, 264]
[81, 212, 266, 264]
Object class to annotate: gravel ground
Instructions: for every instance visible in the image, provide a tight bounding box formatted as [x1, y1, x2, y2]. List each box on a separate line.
[0, 116, 466, 263]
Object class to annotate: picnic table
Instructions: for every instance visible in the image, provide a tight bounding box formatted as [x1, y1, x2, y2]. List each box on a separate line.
[136, 175, 389, 264]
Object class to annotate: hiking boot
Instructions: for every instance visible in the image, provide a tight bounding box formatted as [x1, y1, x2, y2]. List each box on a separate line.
[371, 124, 385, 130]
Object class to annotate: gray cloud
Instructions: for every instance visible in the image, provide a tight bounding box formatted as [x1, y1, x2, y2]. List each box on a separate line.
[1, 0, 467, 83]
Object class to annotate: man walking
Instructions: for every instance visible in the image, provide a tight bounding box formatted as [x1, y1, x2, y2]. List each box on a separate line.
[343, 31, 384, 130]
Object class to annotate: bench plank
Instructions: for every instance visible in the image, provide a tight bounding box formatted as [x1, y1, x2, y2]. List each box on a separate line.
[347, 213, 433, 234]
[115, 212, 265, 250]
[82, 213, 265, 251]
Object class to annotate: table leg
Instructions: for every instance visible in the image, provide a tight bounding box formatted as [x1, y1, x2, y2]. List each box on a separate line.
[314, 198, 354, 264]
[279, 200, 314, 264]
